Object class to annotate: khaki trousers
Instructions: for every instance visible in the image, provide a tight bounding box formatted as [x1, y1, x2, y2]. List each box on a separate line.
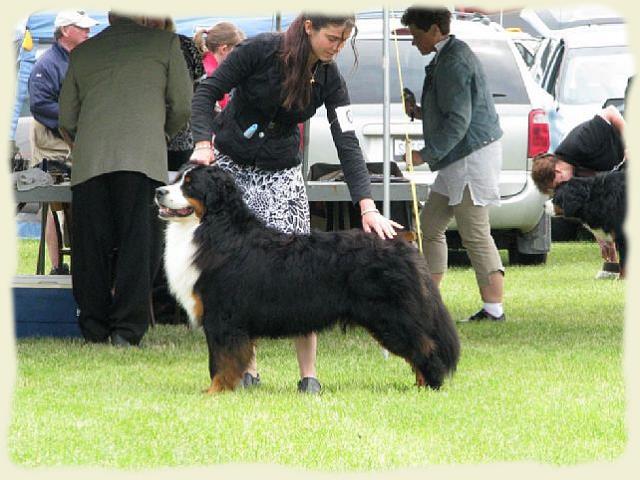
[29, 120, 70, 166]
[420, 186, 504, 287]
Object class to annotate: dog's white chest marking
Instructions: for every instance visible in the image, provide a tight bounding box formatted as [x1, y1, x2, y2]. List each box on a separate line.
[164, 221, 202, 328]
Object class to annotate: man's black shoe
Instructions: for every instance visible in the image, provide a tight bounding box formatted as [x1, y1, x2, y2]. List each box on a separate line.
[458, 309, 506, 323]
[49, 263, 70, 275]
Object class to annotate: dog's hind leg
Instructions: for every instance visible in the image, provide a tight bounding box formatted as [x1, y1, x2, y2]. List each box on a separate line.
[397, 333, 448, 390]
[203, 329, 254, 394]
[409, 344, 448, 390]
[410, 307, 460, 390]
[398, 336, 435, 388]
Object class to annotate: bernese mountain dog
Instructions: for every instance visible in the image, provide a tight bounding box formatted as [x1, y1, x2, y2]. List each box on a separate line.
[552, 169, 626, 275]
[155, 165, 460, 393]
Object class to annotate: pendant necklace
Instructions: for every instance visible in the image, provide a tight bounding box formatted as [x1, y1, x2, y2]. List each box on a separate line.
[310, 62, 320, 85]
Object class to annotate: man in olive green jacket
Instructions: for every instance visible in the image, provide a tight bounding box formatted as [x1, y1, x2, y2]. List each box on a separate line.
[59, 12, 192, 346]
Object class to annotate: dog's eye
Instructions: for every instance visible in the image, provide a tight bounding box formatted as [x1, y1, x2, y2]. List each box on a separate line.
[184, 175, 191, 184]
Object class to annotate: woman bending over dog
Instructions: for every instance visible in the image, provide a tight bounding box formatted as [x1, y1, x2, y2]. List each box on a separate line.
[189, 13, 402, 394]
[532, 105, 627, 277]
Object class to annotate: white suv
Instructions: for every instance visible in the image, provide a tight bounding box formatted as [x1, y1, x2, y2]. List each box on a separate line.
[530, 22, 632, 149]
[304, 12, 554, 264]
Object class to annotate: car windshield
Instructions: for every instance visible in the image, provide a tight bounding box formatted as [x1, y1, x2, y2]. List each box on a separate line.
[559, 46, 633, 105]
[336, 38, 529, 105]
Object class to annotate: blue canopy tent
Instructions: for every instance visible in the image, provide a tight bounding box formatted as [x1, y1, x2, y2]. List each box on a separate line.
[11, 10, 294, 141]
[11, 36, 36, 141]
[18, 11, 293, 40]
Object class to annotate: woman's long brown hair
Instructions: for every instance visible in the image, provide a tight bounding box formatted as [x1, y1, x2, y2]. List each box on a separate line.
[279, 13, 357, 111]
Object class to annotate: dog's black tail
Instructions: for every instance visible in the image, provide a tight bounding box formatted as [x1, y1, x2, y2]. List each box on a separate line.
[348, 245, 460, 389]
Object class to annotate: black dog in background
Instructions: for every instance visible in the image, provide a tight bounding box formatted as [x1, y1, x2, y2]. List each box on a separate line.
[552, 170, 626, 274]
[156, 165, 460, 393]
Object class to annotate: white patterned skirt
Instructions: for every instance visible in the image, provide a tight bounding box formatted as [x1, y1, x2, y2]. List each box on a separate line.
[215, 154, 310, 235]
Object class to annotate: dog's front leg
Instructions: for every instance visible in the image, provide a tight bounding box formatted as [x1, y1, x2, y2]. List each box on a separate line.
[202, 328, 220, 394]
[202, 328, 253, 394]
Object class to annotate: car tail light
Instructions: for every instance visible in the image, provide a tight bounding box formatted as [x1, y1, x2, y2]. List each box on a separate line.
[528, 109, 550, 158]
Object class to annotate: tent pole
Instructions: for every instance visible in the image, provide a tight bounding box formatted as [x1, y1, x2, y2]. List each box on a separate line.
[381, 7, 391, 361]
[382, 7, 390, 219]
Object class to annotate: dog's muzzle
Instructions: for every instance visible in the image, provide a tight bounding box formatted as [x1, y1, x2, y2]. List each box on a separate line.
[155, 187, 194, 218]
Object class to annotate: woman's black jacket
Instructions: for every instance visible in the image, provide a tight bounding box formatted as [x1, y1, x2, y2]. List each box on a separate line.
[190, 32, 372, 203]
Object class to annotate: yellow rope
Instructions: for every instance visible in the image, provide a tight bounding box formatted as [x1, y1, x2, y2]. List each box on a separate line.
[392, 29, 423, 254]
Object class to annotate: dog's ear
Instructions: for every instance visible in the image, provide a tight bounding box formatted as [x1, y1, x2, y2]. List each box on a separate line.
[202, 166, 244, 212]
[177, 162, 195, 179]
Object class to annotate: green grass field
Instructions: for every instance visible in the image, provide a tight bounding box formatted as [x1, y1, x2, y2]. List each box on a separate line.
[9, 240, 626, 470]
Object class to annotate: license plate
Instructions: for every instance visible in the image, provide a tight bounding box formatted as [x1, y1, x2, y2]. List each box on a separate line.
[394, 138, 425, 156]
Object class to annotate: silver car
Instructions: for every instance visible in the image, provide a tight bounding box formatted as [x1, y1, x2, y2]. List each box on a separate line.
[304, 13, 554, 264]
[530, 22, 633, 149]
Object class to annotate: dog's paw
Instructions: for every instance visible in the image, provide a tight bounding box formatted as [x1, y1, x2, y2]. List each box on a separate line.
[544, 199, 555, 216]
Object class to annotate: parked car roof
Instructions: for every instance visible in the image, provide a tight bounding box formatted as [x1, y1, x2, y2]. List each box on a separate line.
[547, 23, 628, 48]
[354, 11, 507, 41]
[519, 6, 624, 37]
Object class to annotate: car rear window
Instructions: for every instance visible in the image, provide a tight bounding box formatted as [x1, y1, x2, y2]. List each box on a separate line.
[558, 46, 633, 105]
[336, 38, 529, 105]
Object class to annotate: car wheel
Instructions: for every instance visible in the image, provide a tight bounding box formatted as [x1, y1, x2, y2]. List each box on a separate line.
[447, 249, 471, 267]
[508, 246, 547, 265]
[551, 217, 580, 242]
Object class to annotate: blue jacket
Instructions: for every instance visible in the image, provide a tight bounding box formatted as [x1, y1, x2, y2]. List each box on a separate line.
[419, 36, 503, 171]
[28, 42, 70, 134]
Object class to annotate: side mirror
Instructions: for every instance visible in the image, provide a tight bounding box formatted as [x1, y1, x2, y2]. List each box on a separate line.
[602, 97, 624, 111]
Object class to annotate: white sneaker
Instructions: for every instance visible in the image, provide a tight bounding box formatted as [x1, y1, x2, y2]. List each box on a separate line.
[595, 270, 619, 280]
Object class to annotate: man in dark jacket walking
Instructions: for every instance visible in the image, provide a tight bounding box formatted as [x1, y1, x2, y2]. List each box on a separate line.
[28, 9, 99, 275]
[402, 6, 506, 323]
[59, 12, 192, 346]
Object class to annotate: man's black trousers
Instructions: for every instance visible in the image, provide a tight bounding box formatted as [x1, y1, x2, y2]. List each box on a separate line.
[71, 172, 162, 344]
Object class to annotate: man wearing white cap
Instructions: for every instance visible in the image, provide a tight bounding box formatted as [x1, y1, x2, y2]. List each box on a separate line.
[28, 10, 99, 275]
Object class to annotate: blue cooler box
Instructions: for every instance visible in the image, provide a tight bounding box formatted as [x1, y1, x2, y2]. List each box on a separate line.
[13, 275, 81, 338]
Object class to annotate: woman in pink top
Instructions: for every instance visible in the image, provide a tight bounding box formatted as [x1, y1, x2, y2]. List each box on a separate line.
[194, 22, 245, 111]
